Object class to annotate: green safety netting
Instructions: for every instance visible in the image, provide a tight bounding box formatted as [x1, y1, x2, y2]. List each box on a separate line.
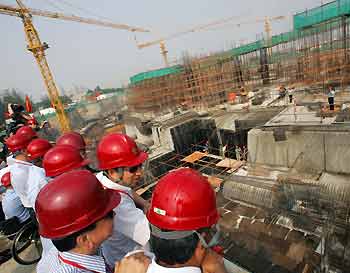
[129, 0, 350, 84]
[294, 0, 350, 30]
[130, 65, 184, 85]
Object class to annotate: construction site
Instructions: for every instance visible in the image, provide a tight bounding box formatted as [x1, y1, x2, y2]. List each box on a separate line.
[2, 0, 350, 273]
[122, 1, 350, 272]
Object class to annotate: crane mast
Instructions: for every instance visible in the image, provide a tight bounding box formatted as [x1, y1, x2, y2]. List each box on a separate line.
[1, 0, 149, 132]
[16, 0, 70, 132]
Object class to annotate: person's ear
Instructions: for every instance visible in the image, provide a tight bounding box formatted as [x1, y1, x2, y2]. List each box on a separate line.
[193, 235, 206, 264]
[76, 233, 93, 251]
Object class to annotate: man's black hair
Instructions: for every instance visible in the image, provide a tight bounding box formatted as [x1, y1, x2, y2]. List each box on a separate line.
[52, 222, 97, 252]
[150, 232, 199, 266]
[51, 210, 114, 252]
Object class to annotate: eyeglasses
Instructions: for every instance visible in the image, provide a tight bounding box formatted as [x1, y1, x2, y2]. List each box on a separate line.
[126, 164, 143, 173]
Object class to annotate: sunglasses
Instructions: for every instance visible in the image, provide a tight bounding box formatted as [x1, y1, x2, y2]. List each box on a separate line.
[126, 164, 143, 173]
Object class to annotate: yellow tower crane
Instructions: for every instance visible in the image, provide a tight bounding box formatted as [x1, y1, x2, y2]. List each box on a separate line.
[136, 15, 286, 67]
[0, 0, 148, 132]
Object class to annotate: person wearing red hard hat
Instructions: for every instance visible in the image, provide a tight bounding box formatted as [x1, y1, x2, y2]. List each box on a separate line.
[15, 125, 37, 140]
[146, 168, 227, 273]
[36, 170, 121, 273]
[5, 125, 37, 162]
[56, 132, 86, 154]
[0, 171, 30, 225]
[5, 133, 32, 157]
[26, 138, 52, 167]
[96, 133, 150, 269]
[24, 138, 53, 209]
[43, 145, 90, 178]
[26, 116, 39, 130]
[5, 133, 34, 208]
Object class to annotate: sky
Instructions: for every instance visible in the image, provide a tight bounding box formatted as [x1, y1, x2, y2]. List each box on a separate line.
[0, 0, 327, 101]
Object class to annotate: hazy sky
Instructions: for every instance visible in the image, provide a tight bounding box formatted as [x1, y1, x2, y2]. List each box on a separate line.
[0, 0, 325, 101]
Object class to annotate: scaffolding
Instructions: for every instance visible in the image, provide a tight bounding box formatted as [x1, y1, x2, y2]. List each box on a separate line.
[128, 1, 350, 114]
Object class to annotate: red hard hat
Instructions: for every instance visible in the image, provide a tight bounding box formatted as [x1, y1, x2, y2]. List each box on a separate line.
[27, 117, 38, 126]
[16, 126, 37, 139]
[97, 133, 148, 170]
[43, 145, 90, 177]
[1, 172, 11, 187]
[6, 134, 32, 152]
[35, 170, 121, 239]
[27, 138, 53, 160]
[56, 132, 86, 151]
[147, 168, 219, 231]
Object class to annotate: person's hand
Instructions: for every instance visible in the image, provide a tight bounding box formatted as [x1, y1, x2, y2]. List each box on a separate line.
[142, 202, 150, 214]
[114, 253, 151, 273]
[201, 249, 227, 273]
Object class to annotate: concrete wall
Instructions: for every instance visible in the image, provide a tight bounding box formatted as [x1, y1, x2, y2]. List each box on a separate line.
[248, 128, 350, 174]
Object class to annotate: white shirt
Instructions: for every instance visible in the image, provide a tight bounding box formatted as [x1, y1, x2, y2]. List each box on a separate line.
[96, 172, 150, 267]
[8, 158, 33, 207]
[26, 165, 49, 208]
[8, 158, 49, 208]
[146, 258, 201, 273]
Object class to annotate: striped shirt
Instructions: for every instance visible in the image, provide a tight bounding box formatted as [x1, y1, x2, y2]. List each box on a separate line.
[2, 188, 30, 223]
[96, 172, 150, 268]
[37, 247, 109, 273]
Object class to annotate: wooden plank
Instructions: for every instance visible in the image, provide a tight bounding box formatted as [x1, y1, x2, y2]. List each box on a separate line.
[136, 181, 158, 195]
[216, 158, 243, 170]
[181, 151, 207, 163]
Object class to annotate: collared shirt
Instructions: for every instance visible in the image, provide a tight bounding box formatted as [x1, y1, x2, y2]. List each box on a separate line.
[37, 247, 108, 273]
[26, 165, 49, 208]
[2, 188, 30, 223]
[8, 158, 33, 207]
[146, 258, 201, 273]
[8, 158, 49, 208]
[96, 172, 150, 267]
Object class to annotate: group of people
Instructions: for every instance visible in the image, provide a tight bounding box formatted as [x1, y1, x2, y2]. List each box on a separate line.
[0, 111, 227, 273]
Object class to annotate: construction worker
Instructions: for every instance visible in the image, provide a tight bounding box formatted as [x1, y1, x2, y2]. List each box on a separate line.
[56, 131, 86, 155]
[328, 85, 335, 111]
[42, 144, 90, 178]
[25, 138, 53, 208]
[240, 86, 248, 103]
[146, 168, 227, 273]
[288, 87, 294, 104]
[235, 145, 242, 161]
[96, 133, 150, 268]
[36, 170, 121, 273]
[279, 85, 287, 98]
[1, 172, 30, 225]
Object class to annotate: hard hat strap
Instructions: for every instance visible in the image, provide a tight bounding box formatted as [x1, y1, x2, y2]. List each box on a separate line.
[150, 224, 221, 249]
[150, 224, 195, 240]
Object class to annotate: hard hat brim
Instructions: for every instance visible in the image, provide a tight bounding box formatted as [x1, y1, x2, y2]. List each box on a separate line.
[45, 159, 91, 177]
[98, 151, 148, 170]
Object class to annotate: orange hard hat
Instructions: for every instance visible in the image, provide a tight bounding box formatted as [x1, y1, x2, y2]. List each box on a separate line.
[35, 170, 121, 239]
[43, 145, 90, 177]
[27, 138, 53, 160]
[96, 133, 148, 170]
